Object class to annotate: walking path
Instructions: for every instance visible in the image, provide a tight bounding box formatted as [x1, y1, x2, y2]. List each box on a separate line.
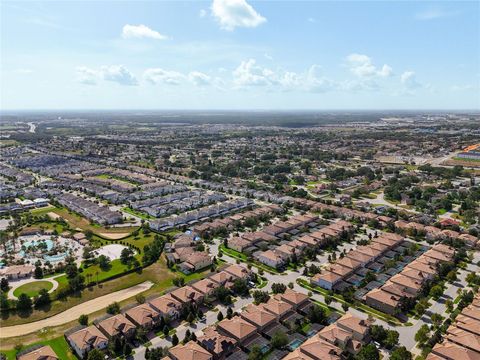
[7, 275, 62, 300]
[0, 281, 153, 338]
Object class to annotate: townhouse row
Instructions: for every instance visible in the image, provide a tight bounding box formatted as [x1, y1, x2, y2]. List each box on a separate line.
[63, 264, 253, 359]
[254, 219, 355, 269]
[54, 191, 123, 225]
[365, 243, 456, 315]
[193, 204, 284, 237]
[283, 313, 372, 360]
[427, 291, 480, 360]
[311, 232, 405, 291]
[395, 220, 480, 248]
[167, 288, 317, 360]
[149, 199, 255, 231]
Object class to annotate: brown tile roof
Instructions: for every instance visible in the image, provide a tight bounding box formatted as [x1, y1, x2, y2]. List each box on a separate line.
[125, 303, 159, 327]
[224, 264, 250, 279]
[97, 314, 136, 337]
[297, 336, 342, 360]
[280, 289, 309, 306]
[210, 271, 234, 285]
[217, 316, 257, 341]
[429, 340, 480, 360]
[17, 345, 58, 360]
[148, 294, 181, 314]
[197, 327, 236, 356]
[241, 304, 276, 327]
[335, 257, 362, 270]
[262, 295, 294, 316]
[336, 313, 369, 336]
[446, 325, 480, 353]
[366, 288, 402, 308]
[191, 278, 219, 295]
[67, 325, 108, 351]
[170, 286, 203, 304]
[169, 341, 213, 360]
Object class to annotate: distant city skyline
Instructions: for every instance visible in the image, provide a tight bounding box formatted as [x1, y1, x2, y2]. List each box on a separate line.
[1, 0, 479, 110]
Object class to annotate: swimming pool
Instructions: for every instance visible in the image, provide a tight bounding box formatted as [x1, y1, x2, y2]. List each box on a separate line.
[19, 239, 54, 258]
[287, 339, 304, 351]
[44, 253, 67, 262]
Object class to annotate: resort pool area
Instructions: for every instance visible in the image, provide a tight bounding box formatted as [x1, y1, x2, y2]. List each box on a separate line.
[19, 239, 54, 257]
[287, 339, 304, 351]
[44, 253, 67, 262]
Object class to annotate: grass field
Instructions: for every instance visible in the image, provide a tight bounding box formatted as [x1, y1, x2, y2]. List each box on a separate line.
[1, 335, 75, 360]
[122, 206, 156, 220]
[13, 281, 54, 298]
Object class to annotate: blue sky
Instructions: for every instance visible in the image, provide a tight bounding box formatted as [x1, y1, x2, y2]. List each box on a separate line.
[1, 0, 479, 110]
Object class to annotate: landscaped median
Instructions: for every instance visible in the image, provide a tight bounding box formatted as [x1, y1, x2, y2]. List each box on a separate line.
[219, 245, 284, 275]
[296, 278, 408, 326]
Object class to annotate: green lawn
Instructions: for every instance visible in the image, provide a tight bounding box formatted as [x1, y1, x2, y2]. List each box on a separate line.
[13, 281, 53, 298]
[122, 206, 155, 220]
[296, 279, 404, 326]
[219, 245, 282, 274]
[1, 336, 75, 360]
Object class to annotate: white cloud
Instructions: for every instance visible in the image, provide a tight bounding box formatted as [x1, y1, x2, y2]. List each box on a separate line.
[233, 60, 336, 93]
[144, 68, 185, 85]
[101, 65, 138, 86]
[346, 53, 393, 78]
[122, 24, 168, 40]
[211, 0, 266, 31]
[233, 59, 274, 87]
[75, 66, 98, 85]
[401, 70, 421, 89]
[415, 8, 456, 20]
[188, 71, 211, 86]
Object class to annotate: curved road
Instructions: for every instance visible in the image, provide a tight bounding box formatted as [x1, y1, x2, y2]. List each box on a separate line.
[0, 281, 153, 338]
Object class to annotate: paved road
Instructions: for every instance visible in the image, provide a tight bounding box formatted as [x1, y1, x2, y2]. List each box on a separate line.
[0, 281, 154, 338]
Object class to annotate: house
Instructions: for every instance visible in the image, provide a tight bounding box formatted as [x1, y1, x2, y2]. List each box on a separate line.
[318, 323, 362, 354]
[170, 286, 204, 305]
[169, 340, 213, 360]
[262, 295, 294, 320]
[124, 303, 161, 329]
[365, 288, 401, 315]
[241, 304, 276, 330]
[217, 316, 258, 344]
[148, 294, 182, 320]
[17, 345, 58, 360]
[97, 314, 136, 339]
[197, 327, 236, 359]
[285, 337, 342, 360]
[336, 313, 370, 342]
[311, 271, 342, 291]
[210, 271, 235, 289]
[389, 274, 423, 295]
[255, 250, 287, 269]
[0, 265, 35, 280]
[192, 278, 220, 297]
[180, 252, 213, 273]
[228, 237, 252, 252]
[279, 289, 311, 312]
[66, 325, 108, 358]
[427, 340, 479, 360]
[223, 264, 251, 280]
